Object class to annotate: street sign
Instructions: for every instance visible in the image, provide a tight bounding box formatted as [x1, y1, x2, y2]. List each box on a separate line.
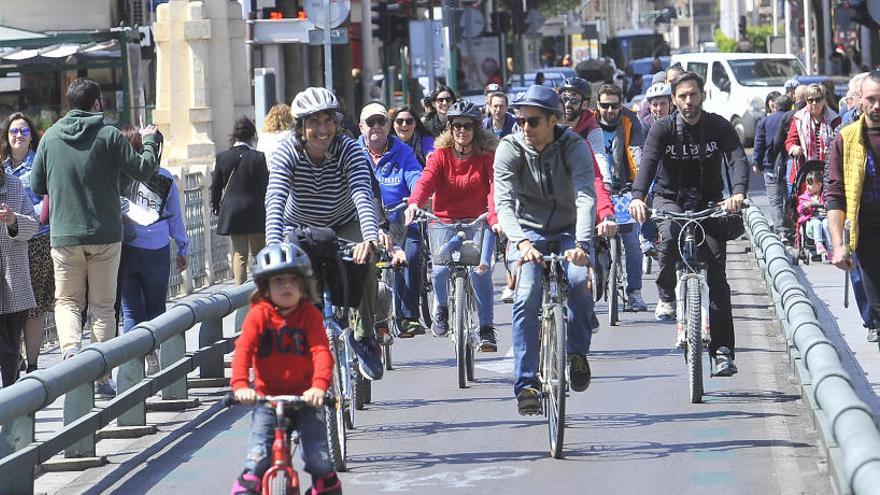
[303, 0, 351, 30]
[308, 28, 349, 45]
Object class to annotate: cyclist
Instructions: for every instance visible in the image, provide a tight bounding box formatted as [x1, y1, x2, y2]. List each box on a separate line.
[637, 82, 673, 257]
[483, 90, 516, 139]
[389, 105, 435, 168]
[558, 77, 610, 188]
[404, 100, 500, 351]
[628, 71, 749, 377]
[357, 102, 425, 338]
[596, 83, 647, 312]
[230, 243, 340, 495]
[493, 84, 597, 415]
[264, 87, 384, 381]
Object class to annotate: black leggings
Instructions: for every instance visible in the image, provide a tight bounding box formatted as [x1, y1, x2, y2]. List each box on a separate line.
[0, 311, 28, 387]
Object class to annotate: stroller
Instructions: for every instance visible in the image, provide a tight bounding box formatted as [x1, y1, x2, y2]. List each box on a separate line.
[782, 158, 826, 265]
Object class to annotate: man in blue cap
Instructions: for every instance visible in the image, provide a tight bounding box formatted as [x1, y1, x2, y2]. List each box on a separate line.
[493, 84, 599, 415]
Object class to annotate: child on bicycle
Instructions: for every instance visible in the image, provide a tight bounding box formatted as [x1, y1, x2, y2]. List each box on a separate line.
[797, 170, 831, 257]
[230, 243, 341, 495]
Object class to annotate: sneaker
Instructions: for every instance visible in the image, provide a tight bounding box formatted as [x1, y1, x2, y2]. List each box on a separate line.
[375, 323, 393, 344]
[431, 306, 449, 337]
[640, 240, 658, 257]
[501, 286, 515, 304]
[627, 290, 648, 312]
[816, 243, 827, 256]
[568, 353, 592, 392]
[398, 319, 421, 339]
[868, 327, 878, 343]
[94, 378, 117, 399]
[25, 364, 38, 374]
[516, 386, 541, 416]
[345, 332, 384, 381]
[714, 346, 738, 377]
[478, 326, 498, 352]
[62, 348, 79, 360]
[655, 300, 676, 321]
[231, 471, 261, 495]
[145, 351, 160, 375]
[305, 471, 342, 495]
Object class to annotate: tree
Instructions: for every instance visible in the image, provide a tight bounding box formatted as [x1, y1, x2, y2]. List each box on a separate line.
[714, 29, 738, 53]
[535, 0, 582, 16]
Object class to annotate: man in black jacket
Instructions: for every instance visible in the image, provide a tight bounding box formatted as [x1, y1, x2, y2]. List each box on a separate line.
[629, 71, 749, 377]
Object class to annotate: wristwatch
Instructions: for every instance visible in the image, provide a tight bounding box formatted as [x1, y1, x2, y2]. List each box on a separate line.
[576, 241, 591, 253]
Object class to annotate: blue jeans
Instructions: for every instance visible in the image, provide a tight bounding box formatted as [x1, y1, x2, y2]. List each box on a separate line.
[394, 226, 423, 321]
[243, 404, 333, 479]
[510, 230, 596, 395]
[119, 245, 171, 333]
[806, 217, 830, 249]
[431, 228, 494, 327]
[619, 223, 643, 294]
[851, 251, 873, 328]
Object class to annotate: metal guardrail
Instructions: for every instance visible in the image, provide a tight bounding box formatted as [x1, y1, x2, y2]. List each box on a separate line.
[743, 205, 880, 495]
[0, 282, 254, 494]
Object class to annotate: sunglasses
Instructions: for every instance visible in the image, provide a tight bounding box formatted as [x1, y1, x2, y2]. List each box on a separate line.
[515, 116, 544, 128]
[434, 96, 453, 104]
[450, 122, 474, 131]
[365, 116, 388, 127]
[560, 95, 584, 105]
[9, 127, 30, 137]
[394, 117, 414, 126]
[806, 97, 823, 104]
[598, 102, 622, 110]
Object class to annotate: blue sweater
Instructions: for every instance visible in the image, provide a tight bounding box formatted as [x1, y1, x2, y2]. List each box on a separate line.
[753, 110, 787, 172]
[358, 135, 422, 209]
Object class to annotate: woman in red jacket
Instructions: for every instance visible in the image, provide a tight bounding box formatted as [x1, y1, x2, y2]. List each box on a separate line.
[404, 100, 500, 351]
[230, 243, 340, 495]
[785, 83, 841, 165]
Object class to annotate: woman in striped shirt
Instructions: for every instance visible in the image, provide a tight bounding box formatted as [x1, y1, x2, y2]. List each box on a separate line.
[264, 87, 384, 381]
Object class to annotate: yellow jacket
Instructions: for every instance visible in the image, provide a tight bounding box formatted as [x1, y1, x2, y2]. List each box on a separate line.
[840, 114, 867, 252]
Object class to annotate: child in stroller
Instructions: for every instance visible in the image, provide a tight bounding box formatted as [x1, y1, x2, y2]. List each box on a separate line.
[796, 169, 830, 262]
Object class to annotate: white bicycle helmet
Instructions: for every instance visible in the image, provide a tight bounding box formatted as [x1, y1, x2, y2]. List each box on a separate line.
[253, 243, 313, 282]
[290, 87, 338, 120]
[645, 82, 672, 100]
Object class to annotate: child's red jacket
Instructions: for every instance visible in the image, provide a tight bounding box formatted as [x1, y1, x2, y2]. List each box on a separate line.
[231, 299, 333, 396]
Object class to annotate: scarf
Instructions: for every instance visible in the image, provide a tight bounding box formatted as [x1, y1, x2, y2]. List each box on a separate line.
[793, 106, 839, 162]
[600, 115, 630, 186]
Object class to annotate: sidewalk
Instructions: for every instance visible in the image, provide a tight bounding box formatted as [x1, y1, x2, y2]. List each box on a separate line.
[750, 193, 880, 420]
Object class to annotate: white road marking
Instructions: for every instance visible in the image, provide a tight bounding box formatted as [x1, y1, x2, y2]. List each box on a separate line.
[475, 346, 515, 374]
[349, 466, 529, 492]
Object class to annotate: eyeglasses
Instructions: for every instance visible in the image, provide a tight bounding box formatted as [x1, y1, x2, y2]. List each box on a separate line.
[394, 117, 414, 126]
[450, 121, 474, 131]
[515, 116, 544, 128]
[598, 101, 622, 110]
[8, 127, 30, 137]
[434, 96, 453, 104]
[365, 116, 388, 127]
[806, 97, 823, 104]
[560, 95, 584, 105]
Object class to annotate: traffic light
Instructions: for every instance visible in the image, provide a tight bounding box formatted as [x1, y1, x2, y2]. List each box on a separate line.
[738, 16, 747, 39]
[371, 2, 392, 42]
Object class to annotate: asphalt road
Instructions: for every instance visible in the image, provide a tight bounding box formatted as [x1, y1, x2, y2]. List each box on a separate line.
[86, 236, 831, 495]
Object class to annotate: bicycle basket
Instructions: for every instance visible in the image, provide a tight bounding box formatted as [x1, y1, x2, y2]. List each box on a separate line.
[427, 220, 486, 266]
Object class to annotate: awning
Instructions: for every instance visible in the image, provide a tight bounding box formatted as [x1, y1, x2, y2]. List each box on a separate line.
[0, 40, 120, 62]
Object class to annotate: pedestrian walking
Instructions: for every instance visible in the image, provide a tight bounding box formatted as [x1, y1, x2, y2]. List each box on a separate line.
[211, 117, 269, 285]
[753, 94, 792, 235]
[0, 170, 38, 387]
[256, 103, 293, 166]
[30, 77, 160, 396]
[1, 112, 51, 374]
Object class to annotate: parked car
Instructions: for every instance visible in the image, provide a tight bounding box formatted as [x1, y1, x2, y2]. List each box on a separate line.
[507, 67, 576, 94]
[670, 52, 806, 146]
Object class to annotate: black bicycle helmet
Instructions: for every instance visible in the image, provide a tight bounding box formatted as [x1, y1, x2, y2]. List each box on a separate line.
[558, 77, 592, 99]
[446, 100, 482, 121]
[253, 243, 313, 282]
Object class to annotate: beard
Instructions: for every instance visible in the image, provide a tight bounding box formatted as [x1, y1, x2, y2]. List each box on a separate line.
[867, 110, 880, 124]
[563, 106, 582, 122]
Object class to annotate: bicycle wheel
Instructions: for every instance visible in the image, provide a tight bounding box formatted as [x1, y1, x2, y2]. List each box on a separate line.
[546, 303, 567, 458]
[326, 341, 347, 471]
[354, 366, 368, 411]
[382, 340, 393, 371]
[643, 255, 652, 275]
[267, 471, 290, 495]
[609, 237, 620, 326]
[686, 277, 704, 403]
[454, 275, 468, 389]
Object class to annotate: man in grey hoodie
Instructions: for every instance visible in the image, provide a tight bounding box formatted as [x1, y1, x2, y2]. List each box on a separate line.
[493, 85, 598, 416]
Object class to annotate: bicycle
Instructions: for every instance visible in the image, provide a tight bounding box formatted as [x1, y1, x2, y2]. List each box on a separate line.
[537, 243, 570, 459]
[414, 209, 489, 389]
[650, 201, 747, 403]
[225, 393, 335, 495]
[375, 202, 411, 371]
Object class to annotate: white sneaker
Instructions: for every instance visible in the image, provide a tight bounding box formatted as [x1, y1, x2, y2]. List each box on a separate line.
[145, 351, 160, 375]
[655, 301, 676, 321]
[501, 286, 515, 304]
[627, 290, 648, 312]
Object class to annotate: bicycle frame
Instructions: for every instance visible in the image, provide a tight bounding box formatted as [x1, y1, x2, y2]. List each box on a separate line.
[538, 247, 569, 459]
[673, 222, 711, 344]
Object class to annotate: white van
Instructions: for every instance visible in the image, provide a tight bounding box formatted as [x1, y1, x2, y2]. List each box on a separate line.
[669, 53, 806, 145]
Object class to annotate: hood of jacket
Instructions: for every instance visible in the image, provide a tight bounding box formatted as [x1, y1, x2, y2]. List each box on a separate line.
[53, 110, 106, 144]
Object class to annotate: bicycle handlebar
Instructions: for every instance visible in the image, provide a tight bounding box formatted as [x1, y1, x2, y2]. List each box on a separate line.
[412, 209, 489, 228]
[223, 392, 335, 408]
[649, 199, 751, 221]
